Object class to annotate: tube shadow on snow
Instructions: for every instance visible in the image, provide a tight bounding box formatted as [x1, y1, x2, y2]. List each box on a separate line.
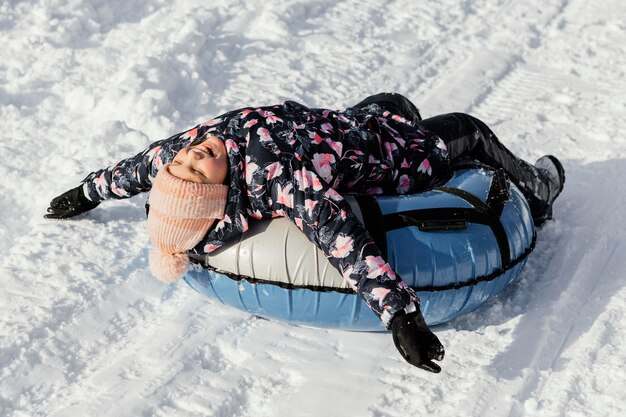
[447, 159, 626, 379]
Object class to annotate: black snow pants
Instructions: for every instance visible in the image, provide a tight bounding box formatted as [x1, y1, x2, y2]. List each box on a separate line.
[354, 93, 551, 220]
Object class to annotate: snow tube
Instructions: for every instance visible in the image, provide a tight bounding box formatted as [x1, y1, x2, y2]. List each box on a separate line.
[184, 168, 536, 331]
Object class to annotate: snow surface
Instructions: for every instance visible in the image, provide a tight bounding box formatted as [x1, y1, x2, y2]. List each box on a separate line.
[1, 0, 626, 415]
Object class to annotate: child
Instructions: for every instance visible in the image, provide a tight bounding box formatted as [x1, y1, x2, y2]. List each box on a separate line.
[46, 93, 564, 373]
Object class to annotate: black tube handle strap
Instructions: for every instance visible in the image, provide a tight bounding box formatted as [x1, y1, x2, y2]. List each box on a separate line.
[383, 170, 513, 269]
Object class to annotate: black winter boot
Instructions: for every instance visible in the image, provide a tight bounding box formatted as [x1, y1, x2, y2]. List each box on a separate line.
[533, 155, 565, 226]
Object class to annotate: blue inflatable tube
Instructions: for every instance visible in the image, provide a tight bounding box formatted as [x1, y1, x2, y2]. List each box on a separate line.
[184, 168, 536, 330]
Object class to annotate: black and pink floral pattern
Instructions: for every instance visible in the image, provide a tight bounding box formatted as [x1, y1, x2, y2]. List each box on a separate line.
[83, 100, 451, 326]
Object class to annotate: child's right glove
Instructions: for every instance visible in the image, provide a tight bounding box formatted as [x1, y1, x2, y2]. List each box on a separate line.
[391, 302, 445, 373]
[45, 185, 100, 219]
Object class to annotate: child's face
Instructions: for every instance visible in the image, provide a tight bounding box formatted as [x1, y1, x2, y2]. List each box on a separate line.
[169, 136, 229, 185]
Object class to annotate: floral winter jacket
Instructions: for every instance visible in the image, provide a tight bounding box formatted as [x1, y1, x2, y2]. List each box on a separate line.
[83, 100, 451, 325]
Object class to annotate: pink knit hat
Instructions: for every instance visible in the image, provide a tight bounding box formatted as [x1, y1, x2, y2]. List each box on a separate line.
[147, 165, 229, 282]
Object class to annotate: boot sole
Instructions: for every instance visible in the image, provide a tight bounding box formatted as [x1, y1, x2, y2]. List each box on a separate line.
[533, 155, 565, 227]
[546, 155, 566, 196]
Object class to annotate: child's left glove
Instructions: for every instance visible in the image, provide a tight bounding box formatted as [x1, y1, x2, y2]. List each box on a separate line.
[45, 185, 100, 219]
[391, 302, 445, 373]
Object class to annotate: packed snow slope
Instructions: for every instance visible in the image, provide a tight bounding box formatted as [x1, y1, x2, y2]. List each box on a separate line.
[1, 0, 625, 416]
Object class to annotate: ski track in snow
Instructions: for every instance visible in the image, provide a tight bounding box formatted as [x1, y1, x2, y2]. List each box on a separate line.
[1, 0, 625, 416]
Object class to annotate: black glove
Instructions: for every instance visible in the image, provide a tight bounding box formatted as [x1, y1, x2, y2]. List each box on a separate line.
[45, 185, 100, 219]
[391, 302, 445, 373]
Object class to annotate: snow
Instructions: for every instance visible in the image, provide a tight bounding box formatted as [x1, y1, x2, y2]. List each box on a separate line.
[1, 0, 625, 415]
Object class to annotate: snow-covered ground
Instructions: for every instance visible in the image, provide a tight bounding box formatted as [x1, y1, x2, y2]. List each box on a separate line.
[1, 0, 625, 415]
